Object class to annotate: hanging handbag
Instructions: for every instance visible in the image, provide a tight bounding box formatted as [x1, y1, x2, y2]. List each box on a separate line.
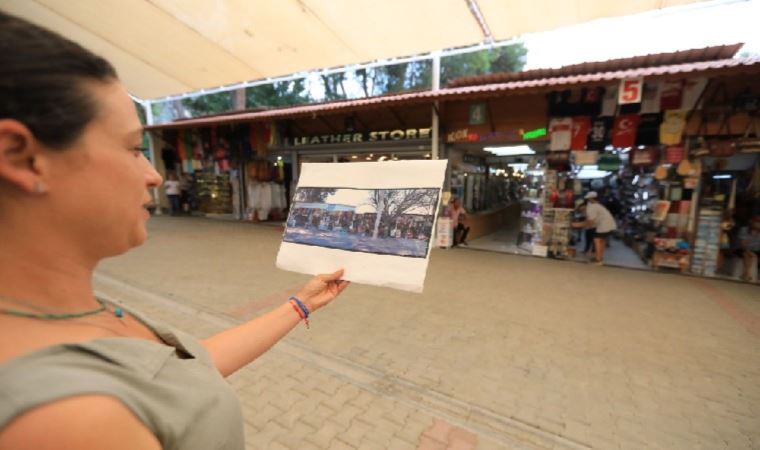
[631, 147, 657, 166]
[572, 150, 598, 166]
[738, 114, 760, 154]
[654, 164, 669, 181]
[597, 153, 622, 171]
[666, 146, 685, 164]
[706, 96, 736, 157]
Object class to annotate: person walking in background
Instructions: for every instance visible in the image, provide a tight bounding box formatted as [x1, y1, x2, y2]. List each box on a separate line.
[164, 172, 181, 215]
[572, 192, 617, 265]
[450, 197, 470, 247]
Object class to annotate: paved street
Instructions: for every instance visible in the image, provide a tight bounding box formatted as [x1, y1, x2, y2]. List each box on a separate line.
[94, 216, 760, 450]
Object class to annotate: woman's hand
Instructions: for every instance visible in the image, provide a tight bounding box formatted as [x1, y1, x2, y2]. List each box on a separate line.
[296, 269, 350, 313]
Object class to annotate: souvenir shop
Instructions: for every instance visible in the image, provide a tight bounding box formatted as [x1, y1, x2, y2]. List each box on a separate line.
[440, 93, 549, 247]
[437, 50, 760, 284]
[152, 122, 290, 222]
[148, 101, 437, 222]
[266, 102, 436, 183]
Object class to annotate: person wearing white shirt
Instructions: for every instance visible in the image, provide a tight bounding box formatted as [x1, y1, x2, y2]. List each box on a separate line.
[572, 191, 617, 265]
[164, 173, 181, 215]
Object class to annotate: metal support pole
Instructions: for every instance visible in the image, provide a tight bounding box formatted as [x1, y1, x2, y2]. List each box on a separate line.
[431, 51, 441, 160]
[143, 101, 162, 215]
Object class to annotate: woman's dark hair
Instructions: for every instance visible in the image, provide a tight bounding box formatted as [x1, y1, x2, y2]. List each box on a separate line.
[0, 11, 118, 149]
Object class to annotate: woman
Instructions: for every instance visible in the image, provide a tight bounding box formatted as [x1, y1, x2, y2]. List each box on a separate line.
[0, 12, 349, 450]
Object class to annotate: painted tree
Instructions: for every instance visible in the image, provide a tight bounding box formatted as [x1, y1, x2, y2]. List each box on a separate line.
[367, 189, 438, 238]
[294, 188, 337, 203]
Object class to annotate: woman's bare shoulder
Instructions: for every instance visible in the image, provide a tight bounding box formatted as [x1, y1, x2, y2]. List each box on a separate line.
[0, 395, 160, 450]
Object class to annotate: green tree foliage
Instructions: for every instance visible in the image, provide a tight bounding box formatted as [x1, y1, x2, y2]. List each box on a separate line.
[440, 43, 527, 85]
[181, 92, 233, 117]
[320, 72, 348, 101]
[133, 101, 147, 125]
[149, 42, 526, 123]
[247, 79, 310, 108]
[294, 188, 338, 203]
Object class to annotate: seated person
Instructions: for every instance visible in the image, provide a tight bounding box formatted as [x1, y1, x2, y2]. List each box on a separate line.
[739, 215, 760, 281]
[450, 197, 470, 247]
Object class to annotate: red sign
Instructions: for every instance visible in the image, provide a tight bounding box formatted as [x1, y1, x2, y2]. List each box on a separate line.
[618, 78, 644, 104]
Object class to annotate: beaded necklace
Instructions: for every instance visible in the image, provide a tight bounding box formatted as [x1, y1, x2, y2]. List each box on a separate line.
[0, 297, 123, 320]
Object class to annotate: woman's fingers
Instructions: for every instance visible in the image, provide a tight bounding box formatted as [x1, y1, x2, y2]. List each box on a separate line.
[319, 269, 344, 282]
[336, 281, 350, 294]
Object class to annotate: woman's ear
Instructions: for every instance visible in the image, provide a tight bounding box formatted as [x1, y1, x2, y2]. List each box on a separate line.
[0, 119, 46, 193]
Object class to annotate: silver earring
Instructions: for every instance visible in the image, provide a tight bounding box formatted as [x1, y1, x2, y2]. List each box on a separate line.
[33, 181, 46, 194]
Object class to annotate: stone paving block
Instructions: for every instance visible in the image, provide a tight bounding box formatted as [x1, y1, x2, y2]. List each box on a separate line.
[248, 402, 286, 429]
[273, 421, 318, 449]
[381, 405, 410, 427]
[329, 438, 357, 450]
[246, 420, 288, 449]
[335, 418, 373, 447]
[330, 404, 363, 429]
[303, 420, 346, 448]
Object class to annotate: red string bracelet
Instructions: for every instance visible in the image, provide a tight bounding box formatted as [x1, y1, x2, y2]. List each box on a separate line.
[289, 300, 309, 329]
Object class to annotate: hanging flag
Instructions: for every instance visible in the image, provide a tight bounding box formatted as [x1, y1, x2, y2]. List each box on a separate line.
[611, 114, 640, 148]
[570, 117, 591, 150]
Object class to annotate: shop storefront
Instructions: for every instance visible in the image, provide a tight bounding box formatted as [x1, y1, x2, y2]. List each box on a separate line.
[145, 44, 760, 284]
[440, 50, 760, 285]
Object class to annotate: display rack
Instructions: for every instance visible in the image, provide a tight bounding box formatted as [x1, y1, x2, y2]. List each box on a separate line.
[196, 171, 232, 214]
[690, 208, 722, 276]
[542, 207, 573, 258]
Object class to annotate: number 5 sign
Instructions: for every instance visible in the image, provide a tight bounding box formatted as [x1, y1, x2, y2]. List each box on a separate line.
[618, 78, 644, 104]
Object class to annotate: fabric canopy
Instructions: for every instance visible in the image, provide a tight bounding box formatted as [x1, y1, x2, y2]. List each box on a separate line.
[3, 0, 705, 100]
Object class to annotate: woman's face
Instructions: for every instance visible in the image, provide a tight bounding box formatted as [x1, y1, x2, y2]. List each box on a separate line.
[44, 81, 162, 258]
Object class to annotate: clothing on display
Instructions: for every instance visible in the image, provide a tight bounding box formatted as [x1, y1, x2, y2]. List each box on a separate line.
[660, 80, 684, 110]
[640, 82, 662, 114]
[601, 86, 618, 117]
[588, 117, 612, 150]
[581, 87, 604, 117]
[636, 113, 663, 146]
[660, 110, 687, 145]
[571, 117, 591, 150]
[611, 114, 641, 148]
[549, 117, 573, 151]
[246, 180, 288, 221]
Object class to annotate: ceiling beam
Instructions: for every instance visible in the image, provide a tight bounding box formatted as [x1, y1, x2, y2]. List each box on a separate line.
[317, 115, 338, 133]
[388, 107, 407, 128]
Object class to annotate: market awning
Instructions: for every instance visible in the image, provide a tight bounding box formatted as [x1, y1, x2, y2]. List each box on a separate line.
[3, 0, 707, 99]
[144, 56, 760, 131]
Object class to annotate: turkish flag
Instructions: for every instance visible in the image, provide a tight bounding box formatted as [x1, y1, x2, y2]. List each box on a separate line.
[571, 117, 591, 150]
[611, 114, 641, 148]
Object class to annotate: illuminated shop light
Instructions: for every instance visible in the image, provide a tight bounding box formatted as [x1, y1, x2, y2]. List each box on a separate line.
[484, 145, 535, 156]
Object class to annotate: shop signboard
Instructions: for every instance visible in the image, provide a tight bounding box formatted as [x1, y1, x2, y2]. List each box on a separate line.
[618, 78, 644, 104]
[532, 244, 548, 257]
[436, 218, 453, 248]
[285, 128, 432, 146]
[469, 103, 487, 125]
[445, 127, 525, 144]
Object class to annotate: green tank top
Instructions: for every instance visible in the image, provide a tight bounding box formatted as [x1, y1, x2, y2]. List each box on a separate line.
[0, 310, 244, 450]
